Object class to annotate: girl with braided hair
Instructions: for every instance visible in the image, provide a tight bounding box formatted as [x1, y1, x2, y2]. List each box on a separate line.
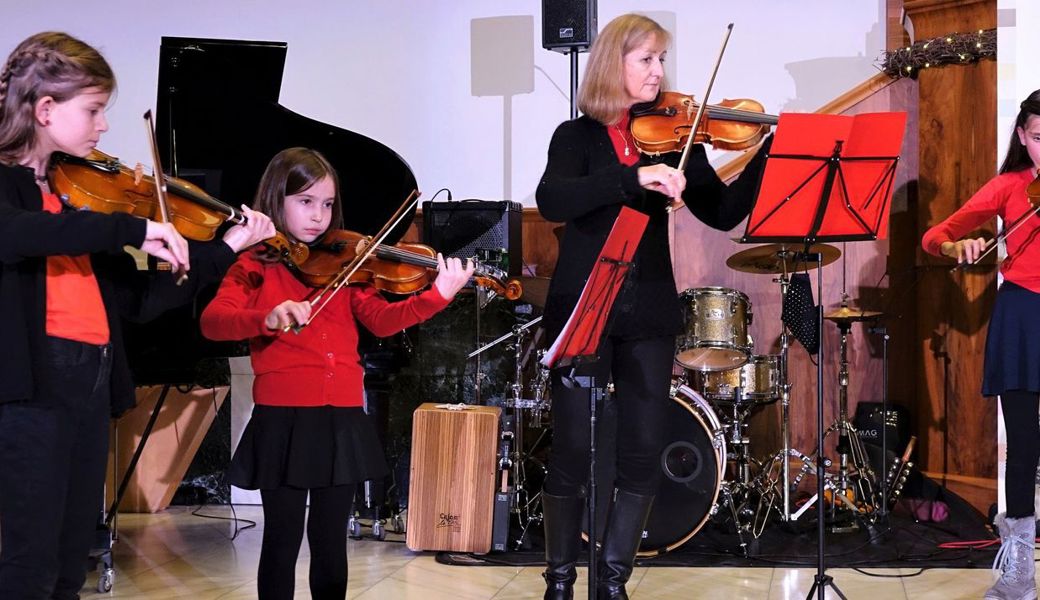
[0, 32, 275, 599]
[923, 89, 1040, 600]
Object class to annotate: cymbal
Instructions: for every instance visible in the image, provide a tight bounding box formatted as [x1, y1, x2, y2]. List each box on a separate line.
[518, 276, 551, 308]
[824, 306, 883, 323]
[726, 243, 841, 274]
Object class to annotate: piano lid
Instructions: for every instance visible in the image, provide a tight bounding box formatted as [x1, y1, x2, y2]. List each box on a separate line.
[155, 36, 417, 243]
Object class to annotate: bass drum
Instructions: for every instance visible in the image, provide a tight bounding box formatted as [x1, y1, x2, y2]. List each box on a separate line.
[584, 382, 724, 557]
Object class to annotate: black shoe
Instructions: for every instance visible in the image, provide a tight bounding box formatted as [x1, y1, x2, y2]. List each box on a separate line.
[542, 492, 584, 600]
[595, 489, 654, 600]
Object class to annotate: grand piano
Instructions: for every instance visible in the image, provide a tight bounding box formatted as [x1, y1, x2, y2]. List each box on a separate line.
[124, 36, 420, 385]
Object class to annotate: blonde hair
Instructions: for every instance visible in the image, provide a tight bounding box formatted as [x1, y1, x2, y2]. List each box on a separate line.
[0, 32, 115, 165]
[577, 14, 671, 125]
[253, 147, 342, 244]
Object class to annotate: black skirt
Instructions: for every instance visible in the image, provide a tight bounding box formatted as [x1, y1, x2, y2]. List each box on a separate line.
[228, 405, 389, 490]
[983, 280, 1040, 396]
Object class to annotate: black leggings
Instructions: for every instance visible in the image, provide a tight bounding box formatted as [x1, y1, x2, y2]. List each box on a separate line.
[258, 485, 355, 600]
[544, 335, 675, 497]
[1001, 390, 1040, 519]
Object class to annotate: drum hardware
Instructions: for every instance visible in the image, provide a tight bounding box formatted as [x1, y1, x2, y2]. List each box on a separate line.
[815, 291, 885, 530]
[467, 316, 550, 549]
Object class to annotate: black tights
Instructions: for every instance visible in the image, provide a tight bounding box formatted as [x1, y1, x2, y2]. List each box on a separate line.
[258, 485, 355, 600]
[1001, 390, 1040, 519]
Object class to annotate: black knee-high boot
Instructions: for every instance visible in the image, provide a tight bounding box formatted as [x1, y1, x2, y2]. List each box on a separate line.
[596, 489, 654, 600]
[542, 492, 584, 600]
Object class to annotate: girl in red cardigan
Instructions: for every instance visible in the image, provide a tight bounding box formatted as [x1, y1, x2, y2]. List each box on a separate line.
[922, 90, 1040, 600]
[201, 147, 473, 600]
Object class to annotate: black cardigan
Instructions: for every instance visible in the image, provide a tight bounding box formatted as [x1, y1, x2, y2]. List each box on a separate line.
[0, 162, 236, 415]
[535, 115, 770, 340]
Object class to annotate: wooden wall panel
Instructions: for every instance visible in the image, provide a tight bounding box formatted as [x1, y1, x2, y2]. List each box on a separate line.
[906, 0, 998, 510]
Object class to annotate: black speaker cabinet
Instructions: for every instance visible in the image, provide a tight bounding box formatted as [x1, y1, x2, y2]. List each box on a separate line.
[542, 0, 597, 52]
[854, 402, 909, 451]
[422, 200, 522, 276]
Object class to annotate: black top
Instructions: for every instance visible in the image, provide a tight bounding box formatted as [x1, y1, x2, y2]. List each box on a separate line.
[0, 161, 236, 414]
[535, 115, 770, 340]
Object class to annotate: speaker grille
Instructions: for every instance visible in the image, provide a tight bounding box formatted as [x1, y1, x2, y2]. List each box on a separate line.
[422, 200, 522, 275]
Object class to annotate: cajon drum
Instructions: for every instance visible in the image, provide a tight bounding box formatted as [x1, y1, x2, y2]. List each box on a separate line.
[406, 403, 501, 553]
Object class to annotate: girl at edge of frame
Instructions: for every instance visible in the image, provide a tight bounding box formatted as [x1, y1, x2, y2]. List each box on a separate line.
[0, 31, 274, 600]
[199, 147, 475, 600]
[922, 90, 1040, 600]
[534, 13, 772, 600]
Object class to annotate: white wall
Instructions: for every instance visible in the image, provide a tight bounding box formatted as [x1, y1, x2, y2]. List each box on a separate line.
[1, 1, 884, 207]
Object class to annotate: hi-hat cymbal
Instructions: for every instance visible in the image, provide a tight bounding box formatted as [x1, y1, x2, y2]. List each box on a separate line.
[725, 243, 841, 274]
[518, 276, 551, 308]
[824, 306, 883, 323]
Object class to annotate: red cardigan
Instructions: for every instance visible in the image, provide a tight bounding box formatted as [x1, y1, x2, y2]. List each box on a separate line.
[200, 250, 450, 407]
[922, 168, 1040, 293]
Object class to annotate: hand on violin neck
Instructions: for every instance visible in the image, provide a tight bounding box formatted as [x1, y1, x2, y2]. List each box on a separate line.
[637, 163, 685, 205]
[265, 299, 312, 331]
[433, 253, 476, 300]
[222, 205, 277, 253]
[141, 220, 190, 274]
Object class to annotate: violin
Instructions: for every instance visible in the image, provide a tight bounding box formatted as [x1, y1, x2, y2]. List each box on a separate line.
[48, 149, 308, 265]
[630, 91, 778, 156]
[291, 229, 523, 300]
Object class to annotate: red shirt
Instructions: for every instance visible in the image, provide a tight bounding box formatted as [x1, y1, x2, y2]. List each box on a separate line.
[41, 192, 109, 344]
[607, 113, 640, 166]
[200, 250, 450, 407]
[922, 169, 1040, 292]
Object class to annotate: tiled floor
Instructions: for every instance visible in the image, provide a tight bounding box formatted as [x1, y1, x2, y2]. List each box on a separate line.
[80, 506, 999, 599]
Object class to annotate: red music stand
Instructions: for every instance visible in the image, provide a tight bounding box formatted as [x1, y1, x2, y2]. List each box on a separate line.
[741, 111, 906, 600]
[541, 206, 648, 600]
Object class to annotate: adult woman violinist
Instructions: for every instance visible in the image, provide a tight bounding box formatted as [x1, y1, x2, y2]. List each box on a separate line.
[535, 14, 771, 600]
[922, 90, 1040, 600]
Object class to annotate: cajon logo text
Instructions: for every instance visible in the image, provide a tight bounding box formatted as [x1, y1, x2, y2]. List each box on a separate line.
[437, 512, 461, 532]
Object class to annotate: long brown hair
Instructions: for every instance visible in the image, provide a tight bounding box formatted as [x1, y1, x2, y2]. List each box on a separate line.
[253, 147, 342, 244]
[577, 14, 671, 125]
[0, 32, 115, 165]
[1000, 89, 1040, 174]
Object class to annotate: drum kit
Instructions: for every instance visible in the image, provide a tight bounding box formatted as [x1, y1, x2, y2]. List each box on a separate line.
[472, 244, 888, 553]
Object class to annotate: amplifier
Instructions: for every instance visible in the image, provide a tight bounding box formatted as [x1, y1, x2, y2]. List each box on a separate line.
[406, 403, 501, 553]
[854, 402, 909, 451]
[422, 200, 522, 276]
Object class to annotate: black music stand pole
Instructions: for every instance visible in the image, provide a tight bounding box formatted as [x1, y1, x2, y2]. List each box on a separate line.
[740, 111, 904, 600]
[541, 208, 648, 600]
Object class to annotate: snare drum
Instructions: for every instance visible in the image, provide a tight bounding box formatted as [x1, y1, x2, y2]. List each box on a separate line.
[675, 287, 752, 372]
[697, 354, 780, 403]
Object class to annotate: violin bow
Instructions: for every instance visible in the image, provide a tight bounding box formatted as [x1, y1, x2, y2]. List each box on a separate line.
[287, 189, 421, 333]
[667, 23, 734, 214]
[143, 110, 188, 285]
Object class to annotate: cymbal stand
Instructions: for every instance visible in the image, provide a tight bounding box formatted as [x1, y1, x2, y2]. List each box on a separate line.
[821, 320, 879, 530]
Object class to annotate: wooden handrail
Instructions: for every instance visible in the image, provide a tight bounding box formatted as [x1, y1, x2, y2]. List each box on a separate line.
[716, 72, 899, 183]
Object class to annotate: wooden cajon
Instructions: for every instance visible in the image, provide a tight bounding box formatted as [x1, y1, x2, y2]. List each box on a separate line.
[406, 403, 500, 553]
